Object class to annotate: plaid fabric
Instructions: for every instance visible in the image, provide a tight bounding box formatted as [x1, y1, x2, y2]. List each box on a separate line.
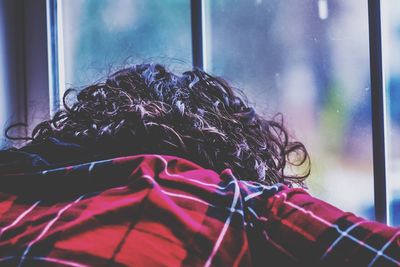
[0, 154, 399, 267]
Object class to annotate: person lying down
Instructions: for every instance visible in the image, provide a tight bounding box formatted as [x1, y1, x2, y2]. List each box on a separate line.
[0, 64, 398, 267]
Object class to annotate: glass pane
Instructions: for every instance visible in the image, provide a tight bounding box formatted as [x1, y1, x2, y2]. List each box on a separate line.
[382, 0, 400, 226]
[204, 0, 374, 219]
[59, 0, 192, 88]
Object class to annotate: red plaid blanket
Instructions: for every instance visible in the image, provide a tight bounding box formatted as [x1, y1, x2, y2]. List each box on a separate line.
[0, 154, 399, 266]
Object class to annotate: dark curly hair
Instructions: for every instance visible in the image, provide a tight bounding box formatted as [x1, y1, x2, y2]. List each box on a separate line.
[30, 64, 310, 186]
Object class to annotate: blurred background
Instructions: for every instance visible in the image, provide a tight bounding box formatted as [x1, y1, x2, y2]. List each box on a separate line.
[0, 0, 399, 225]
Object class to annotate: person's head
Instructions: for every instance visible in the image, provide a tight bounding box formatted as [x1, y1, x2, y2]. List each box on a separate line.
[31, 64, 310, 186]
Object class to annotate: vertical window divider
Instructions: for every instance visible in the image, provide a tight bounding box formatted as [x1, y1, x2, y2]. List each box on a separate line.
[190, 0, 204, 70]
[47, 0, 64, 116]
[368, 0, 389, 224]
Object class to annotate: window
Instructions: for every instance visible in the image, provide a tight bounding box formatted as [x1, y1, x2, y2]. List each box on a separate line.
[0, 0, 396, 225]
[58, 0, 192, 96]
[204, 0, 374, 220]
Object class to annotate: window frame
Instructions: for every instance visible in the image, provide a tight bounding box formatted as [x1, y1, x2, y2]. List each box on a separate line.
[368, 0, 389, 224]
[0, 0, 50, 140]
[198, 0, 390, 224]
[1, 0, 389, 223]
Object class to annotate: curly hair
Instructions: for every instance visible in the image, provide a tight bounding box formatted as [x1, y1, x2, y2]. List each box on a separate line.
[30, 64, 310, 186]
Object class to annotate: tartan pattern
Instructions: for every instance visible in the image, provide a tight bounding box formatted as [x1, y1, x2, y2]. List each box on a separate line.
[0, 154, 398, 266]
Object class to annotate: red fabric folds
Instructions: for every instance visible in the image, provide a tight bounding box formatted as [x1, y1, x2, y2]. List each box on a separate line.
[0, 154, 399, 266]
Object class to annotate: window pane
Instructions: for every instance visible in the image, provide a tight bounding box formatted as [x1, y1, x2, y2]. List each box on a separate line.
[382, 0, 400, 226]
[204, 0, 374, 219]
[59, 0, 192, 88]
